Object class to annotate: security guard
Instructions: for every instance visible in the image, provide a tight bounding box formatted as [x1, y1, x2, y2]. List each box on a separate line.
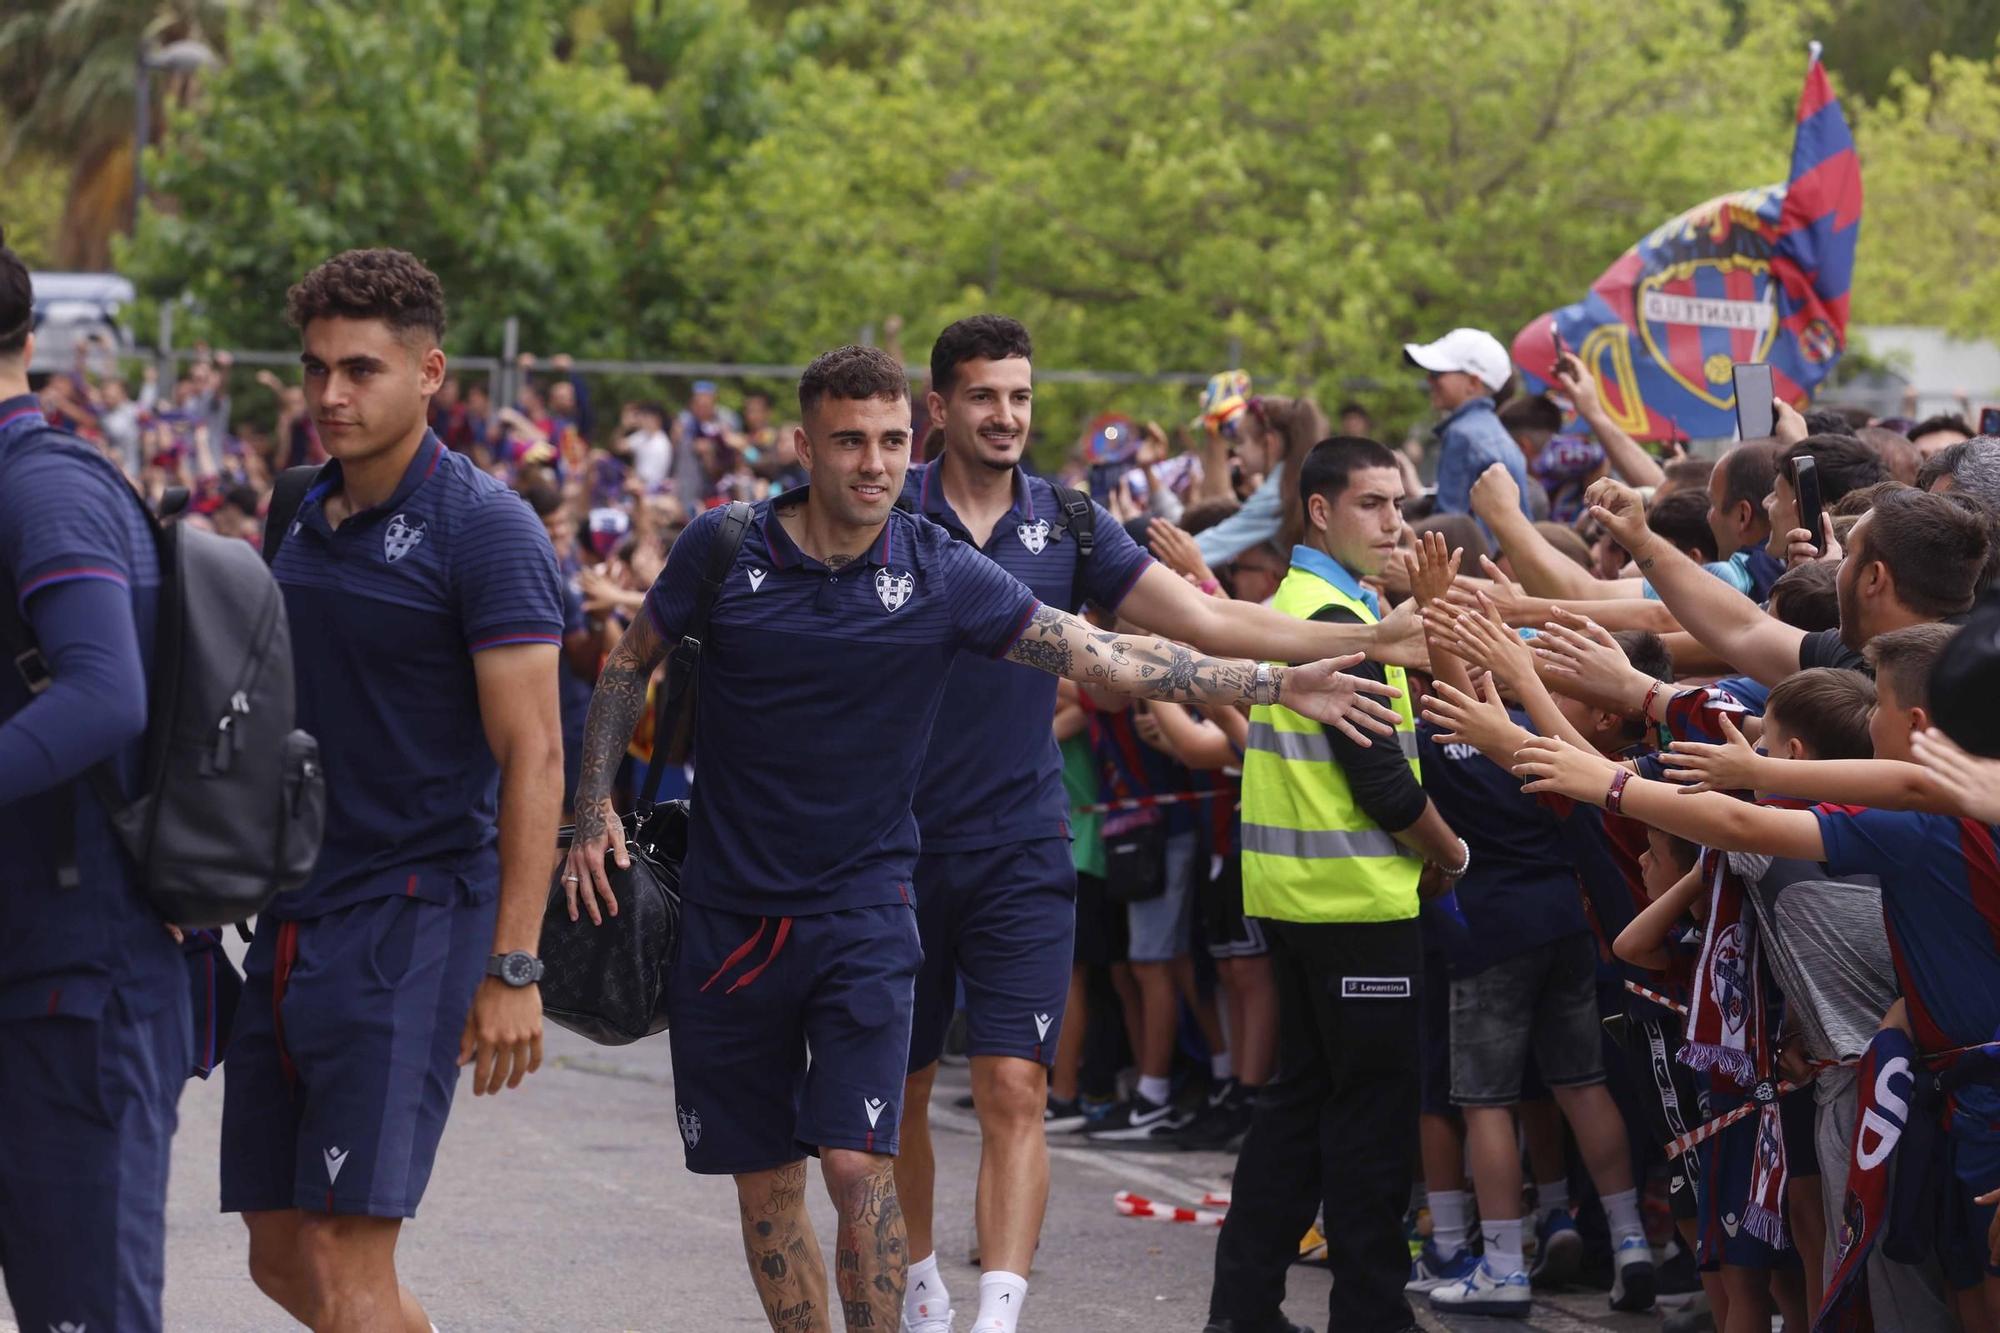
[1205, 437, 1469, 1333]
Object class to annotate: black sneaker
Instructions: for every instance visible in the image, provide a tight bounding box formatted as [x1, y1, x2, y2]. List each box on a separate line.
[1177, 1080, 1255, 1149]
[1655, 1234, 1702, 1309]
[1200, 1320, 1314, 1333]
[1083, 1092, 1193, 1148]
[1043, 1095, 1088, 1134]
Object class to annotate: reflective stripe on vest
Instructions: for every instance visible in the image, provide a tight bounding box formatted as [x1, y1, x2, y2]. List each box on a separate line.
[1240, 562, 1420, 924]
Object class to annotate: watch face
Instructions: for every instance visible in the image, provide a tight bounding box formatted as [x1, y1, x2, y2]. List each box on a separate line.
[502, 952, 536, 986]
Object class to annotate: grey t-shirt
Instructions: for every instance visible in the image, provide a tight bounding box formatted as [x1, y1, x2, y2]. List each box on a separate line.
[1729, 852, 1897, 1100]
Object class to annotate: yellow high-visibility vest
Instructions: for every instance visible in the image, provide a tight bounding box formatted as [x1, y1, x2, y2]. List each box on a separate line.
[1241, 551, 1421, 923]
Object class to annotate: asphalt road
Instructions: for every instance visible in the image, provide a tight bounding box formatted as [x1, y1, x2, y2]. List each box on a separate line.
[3, 1026, 1669, 1332]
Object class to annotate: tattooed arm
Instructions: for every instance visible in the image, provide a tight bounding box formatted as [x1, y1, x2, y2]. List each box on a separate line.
[561, 609, 668, 924]
[1003, 604, 1404, 746]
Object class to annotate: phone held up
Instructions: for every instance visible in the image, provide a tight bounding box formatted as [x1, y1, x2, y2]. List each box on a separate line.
[1790, 454, 1824, 557]
[1732, 362, 1775, 441]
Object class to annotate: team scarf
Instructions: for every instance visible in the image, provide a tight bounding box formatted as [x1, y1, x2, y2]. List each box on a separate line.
[1682, 849, 1789, 1245]
[1814, 1027, 1917, 1331]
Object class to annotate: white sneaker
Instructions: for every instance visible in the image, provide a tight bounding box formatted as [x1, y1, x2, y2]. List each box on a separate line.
[901, 1305, 956, 1333]
[1428, 1260, 1532, 1318]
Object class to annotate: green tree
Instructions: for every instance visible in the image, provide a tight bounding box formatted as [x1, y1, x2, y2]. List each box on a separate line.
[1851, 49, 2000, 338]
[0, 0, 234, 269]
[122, 0, 669, 356]
[655, 0, 1812, 438]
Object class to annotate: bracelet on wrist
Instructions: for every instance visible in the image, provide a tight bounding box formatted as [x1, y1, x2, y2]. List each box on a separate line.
[1606, 767, 1632, 815]
[1198, 577, 1220, 595]
[1641, 679, 1664, 721]
[1435, 837, 1471, 880]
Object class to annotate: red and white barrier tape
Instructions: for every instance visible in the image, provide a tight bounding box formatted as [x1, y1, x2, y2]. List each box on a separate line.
[1623, 978, 1689, 1016]
[1113, 1190, 1227, 1226]
[1075, 790, 1228, 815]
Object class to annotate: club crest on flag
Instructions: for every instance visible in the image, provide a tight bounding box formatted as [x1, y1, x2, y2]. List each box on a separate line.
[383, 513, 426, 563]
[875, 568, 914, 612]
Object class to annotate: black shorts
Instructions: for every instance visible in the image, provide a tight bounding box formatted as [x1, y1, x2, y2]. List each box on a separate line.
[1073, 871, 1127, 968]
[1621, 1012, 1709, 1223]
[1199, 851, 1269, 960]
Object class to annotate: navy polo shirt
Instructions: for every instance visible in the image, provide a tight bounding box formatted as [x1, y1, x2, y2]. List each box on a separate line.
[901, 460, 1152, 850]
[643, 492, 1042, 915]
[0, 398, 183, 1019]
[1417, 714, 1588, 978]
[272, 432, 566, 919]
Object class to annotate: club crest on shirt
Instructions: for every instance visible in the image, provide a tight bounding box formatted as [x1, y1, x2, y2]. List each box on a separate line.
[875, 568, 914, 612]
[383, 513, 427, 563]
[1017, 518, 1051, 554]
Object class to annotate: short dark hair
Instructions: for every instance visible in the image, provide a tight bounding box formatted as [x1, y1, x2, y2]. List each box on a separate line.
[1412, 512, 1488, 560]
[1866, 622, 1962, 711]
[929, 315, 1032, 396]
[0, 227, 31, 358]
[1855, 487, 1990, 618]
[1296, 436, 1402, 525]
[1717, 440, 1781, 514]
[521, 484, 563, 519]
[1831, 479, 1906, 518]
[285, 248, 447, 343]
[1764, 667, 1877, 760]
[1614, 629, 1673, 684]
[1768, 560, 1840, 632]
[222, 485, 263, 516]
[1805, 408, 1858, 436]
[1179, 496, 1242, 536]
[1497, 394, 1562, 437]
[1663, 456, 1716, 492]
[1909, 413, 1975, 443]
[1646, 489, 1718, 563]
[1778, 434, 1888, 507]
[798, 344, 909, 416]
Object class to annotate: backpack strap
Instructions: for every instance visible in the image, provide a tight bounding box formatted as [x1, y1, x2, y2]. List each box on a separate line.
[639, 501, 754, 808]
[262, 465, 322, 568]
[1050, 483, 1095, 559]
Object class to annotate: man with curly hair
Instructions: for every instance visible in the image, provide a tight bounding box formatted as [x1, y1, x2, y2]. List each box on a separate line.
[222, 249, 567, 1332]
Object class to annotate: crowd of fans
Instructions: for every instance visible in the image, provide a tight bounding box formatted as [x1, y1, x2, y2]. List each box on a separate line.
[27, 323, 2000, 1330]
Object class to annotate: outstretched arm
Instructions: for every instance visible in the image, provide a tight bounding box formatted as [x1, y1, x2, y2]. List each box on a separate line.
[1511, 735, 1824, 860]
[1118, 559, 1428, 670]
[1002, 604, 1404, 744]
[563, 610, 667, 923]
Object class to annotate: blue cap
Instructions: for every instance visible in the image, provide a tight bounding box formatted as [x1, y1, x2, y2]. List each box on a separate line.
[692, 379, 718, 395]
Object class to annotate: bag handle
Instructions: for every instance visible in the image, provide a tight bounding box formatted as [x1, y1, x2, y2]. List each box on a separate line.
[638, 501, 754, 810]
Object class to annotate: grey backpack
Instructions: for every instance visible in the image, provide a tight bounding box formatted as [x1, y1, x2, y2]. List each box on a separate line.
[0, 434, 325, 927]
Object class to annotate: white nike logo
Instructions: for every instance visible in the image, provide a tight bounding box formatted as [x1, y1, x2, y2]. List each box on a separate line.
[1034, 1013, 1053, 1040]
[748, 568, 767, 591]
[324, 1146, 350, 1185]
[863, 1097, 886, 1128]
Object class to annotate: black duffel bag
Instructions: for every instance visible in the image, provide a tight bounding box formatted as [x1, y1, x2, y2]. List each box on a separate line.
[540, 802, 688, 1045]
[536, 501, 751, 1046]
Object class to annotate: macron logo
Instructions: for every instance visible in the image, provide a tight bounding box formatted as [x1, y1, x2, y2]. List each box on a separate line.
[1034, 1013, 1053, 1041]
[748, 568, 767, 592]
[323, 1146, 350, 1186]
[863, 1097, 887, 1128]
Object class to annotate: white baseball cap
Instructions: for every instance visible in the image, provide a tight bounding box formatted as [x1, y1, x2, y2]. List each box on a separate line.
[1403, 328, 1512, 394]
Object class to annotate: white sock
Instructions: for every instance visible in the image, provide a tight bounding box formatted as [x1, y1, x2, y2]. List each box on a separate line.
[1536, 1178, 1570, 1221]
[974, 1270, 1028, 1333]
[1601, 1187, 1647, 1258]
[1137, 1074, 1171, 1105]
[1429, 1189, 1470, 1256]
[906, 1252, 949, 1325]
[1210, 1050, 1233, 1081]
[1482, 1217, 1525, 1278]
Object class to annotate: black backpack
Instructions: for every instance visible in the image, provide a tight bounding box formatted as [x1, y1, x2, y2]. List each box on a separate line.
[0, 435, 325, 927]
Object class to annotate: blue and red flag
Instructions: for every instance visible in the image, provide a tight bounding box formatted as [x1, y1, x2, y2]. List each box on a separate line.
[1512, 44, 1862, 441]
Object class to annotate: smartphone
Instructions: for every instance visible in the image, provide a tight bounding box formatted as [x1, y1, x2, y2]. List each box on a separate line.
[1791, 454, 1824, 555]
[1551, 320, 1566, 368]
[1733, 362, 1775, 440]
[1980, 406, 2000, 437]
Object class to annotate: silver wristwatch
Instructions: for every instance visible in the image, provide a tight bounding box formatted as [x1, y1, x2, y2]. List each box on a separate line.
[1252, 661, 1277, 706]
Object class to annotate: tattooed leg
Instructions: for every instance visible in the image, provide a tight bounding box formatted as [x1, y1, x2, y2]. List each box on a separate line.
[736, 1163, 831, 1333]
[822, 1150, 905, 1332]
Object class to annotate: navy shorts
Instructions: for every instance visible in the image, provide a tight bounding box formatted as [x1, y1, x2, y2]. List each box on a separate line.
[1695, 1087, 1802, 1271]
[908, 837, 1076, 1072]
[0, 984, 190, 1333]
[670, 900, 921, 1175]
[1940, 1106, 2000, 1288]
[221, 892, 496, 1218]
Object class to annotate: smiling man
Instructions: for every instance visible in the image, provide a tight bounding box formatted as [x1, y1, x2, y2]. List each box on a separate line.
[563, 343, 1407, 1333]
[224, 249, 566, 1333]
